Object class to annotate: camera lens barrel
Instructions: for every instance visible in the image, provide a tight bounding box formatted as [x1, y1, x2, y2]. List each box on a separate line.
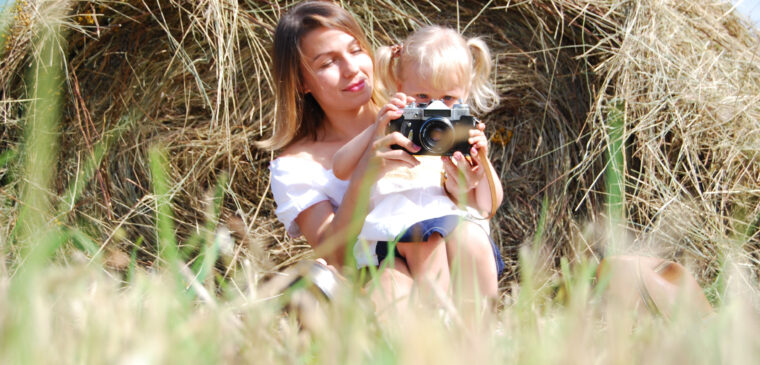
[419, 117, 455, 154]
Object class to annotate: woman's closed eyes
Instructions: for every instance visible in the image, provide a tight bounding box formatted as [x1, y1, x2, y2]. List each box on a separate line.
[314, 42, 365, 70]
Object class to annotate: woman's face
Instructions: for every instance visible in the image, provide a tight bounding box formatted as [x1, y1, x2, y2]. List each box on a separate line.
[300, 27, 374, 114]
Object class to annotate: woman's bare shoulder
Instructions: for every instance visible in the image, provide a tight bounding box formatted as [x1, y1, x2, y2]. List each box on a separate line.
[278, 139, 339, 169]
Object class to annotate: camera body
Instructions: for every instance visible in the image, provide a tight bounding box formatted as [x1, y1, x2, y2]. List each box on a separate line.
[387, 100, 477, 156]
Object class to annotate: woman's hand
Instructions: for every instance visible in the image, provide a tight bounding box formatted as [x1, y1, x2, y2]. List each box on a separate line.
[365, 93, 421, 174]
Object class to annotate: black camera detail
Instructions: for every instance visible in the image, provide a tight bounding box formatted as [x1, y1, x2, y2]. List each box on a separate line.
[387, 100, 477, 156]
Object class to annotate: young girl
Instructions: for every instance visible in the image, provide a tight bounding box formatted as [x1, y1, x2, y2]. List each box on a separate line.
[332, 26, 505, 302]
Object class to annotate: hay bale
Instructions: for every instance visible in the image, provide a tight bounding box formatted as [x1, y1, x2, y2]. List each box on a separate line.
[0, 0, 758, 287]
[580, 0, 760, 281]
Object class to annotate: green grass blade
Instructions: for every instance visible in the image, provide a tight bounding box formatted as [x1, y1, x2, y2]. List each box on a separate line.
[148, 146, 179, 270]
[605, 101, 625, 224]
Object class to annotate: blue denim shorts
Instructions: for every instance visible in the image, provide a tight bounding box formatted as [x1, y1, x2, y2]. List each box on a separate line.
[375, 215, 505, 278]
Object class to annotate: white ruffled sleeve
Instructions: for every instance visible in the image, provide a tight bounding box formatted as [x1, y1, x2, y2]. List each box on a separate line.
[269, 158, 333, 238]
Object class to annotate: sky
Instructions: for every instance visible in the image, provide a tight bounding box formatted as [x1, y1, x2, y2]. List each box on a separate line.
[732, 0, 760, 26]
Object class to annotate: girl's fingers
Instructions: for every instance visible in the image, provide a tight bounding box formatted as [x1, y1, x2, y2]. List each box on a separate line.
[451, 152, 483, 188]
[442, 156, 459, 181]
[451, 152, 471, 178]
[468, 128, 488, 152]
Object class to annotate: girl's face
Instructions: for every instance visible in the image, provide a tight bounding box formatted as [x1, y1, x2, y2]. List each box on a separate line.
[300, 27, 374, 114]
[399, 64, 467, 107]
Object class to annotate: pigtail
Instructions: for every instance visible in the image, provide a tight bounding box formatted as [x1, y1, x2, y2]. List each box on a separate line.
[466, 37, 500, 114]
[374, 45, 400, 104]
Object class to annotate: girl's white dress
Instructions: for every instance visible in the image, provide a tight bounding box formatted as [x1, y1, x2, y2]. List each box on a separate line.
[270, 156, 485, 267]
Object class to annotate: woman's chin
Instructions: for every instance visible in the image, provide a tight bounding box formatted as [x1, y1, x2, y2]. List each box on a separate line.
[338, 90, 373, 109]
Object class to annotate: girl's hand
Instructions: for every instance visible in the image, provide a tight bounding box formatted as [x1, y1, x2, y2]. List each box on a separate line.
[441, 122, 488, 197]
[468, 122, 488, 158]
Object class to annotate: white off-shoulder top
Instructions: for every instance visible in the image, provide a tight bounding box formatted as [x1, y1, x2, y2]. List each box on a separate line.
[269, 156, 486, 267]
[269, 157, 349, 238]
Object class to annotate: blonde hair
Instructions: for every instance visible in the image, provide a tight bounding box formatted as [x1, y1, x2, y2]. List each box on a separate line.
[376, 26, 499, 114]
[256, 1, 382, 151]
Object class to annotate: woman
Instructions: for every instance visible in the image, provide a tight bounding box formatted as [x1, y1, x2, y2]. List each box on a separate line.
[258, 1, 417, 309]
[258, 1, 498, 312]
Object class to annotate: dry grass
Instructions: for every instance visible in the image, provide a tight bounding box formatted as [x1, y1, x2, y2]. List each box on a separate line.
[1, 1, 760, 362]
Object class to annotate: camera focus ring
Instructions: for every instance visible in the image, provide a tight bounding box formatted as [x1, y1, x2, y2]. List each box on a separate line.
[419, 117, 455, 154]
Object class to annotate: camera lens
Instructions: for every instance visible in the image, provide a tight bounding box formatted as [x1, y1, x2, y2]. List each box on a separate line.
[419, 117, 454, 154]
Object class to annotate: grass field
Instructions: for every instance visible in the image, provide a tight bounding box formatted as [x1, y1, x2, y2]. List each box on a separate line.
[1, 0, 759, 363]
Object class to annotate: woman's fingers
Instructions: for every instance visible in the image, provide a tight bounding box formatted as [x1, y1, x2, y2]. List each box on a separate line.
[370, 96, 424, 170]
[375, 104, 403, 133]
[374, 132, 420, 155]
[386, 132, 420, 153]
[379, 149, 419, 169]
[390, 92, 415, 107]
[389, 93, 407, 108]
[372, 132, 420, 168]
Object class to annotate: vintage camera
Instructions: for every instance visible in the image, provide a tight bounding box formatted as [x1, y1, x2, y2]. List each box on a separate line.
[387, 100, 478, 156]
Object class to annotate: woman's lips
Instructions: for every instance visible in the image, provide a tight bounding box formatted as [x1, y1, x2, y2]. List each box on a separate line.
[343, 79, 366, 92]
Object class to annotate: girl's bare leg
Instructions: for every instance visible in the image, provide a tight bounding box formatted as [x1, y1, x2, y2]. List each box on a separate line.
[369, 257, 414, 320]
[397, 234, 451, 303]
[446, 221, 498, 317]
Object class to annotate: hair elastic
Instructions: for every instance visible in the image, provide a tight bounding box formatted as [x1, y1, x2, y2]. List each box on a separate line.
[390, 44, 403, 58]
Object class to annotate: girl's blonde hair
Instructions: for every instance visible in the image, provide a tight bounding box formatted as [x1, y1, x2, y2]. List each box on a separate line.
[376, 26, 499, 114]
[257, 1, 382, 151]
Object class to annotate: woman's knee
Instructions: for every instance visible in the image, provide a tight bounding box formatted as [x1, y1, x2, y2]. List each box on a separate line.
[597, 255, 713, 317]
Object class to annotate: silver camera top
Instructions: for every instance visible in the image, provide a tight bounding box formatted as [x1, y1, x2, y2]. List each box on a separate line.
[400, 99, 472, 121]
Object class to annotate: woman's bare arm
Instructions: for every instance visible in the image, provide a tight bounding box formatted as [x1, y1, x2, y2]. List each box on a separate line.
[294, 103, 420, 268]
[333, 124, 377, 180]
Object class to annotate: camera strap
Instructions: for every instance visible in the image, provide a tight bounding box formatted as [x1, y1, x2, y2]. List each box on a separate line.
[476, 150, 499, 220]
[441, 148, 499, 220]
